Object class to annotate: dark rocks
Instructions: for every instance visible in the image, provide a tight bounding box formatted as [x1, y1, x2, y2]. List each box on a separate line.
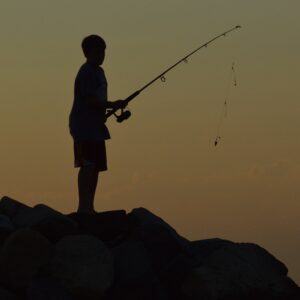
[0, 214, 14, 246]
[31, 214, 78, 243]
[0, 214, 14, 232]
[68, 209, 130, 242]
[44, 235, 114, 299]
[106, 272, 169, 300]
[191, 238, 235, 263]
[13, 204, 79, 240]
[0, 196, 32, 220]
[112, 240, 152, 284]
[128, 209, 197, 299]
[0, 228, 53, 290]
[129, 207, 191, 254]
[27, 276, 75, 300]
[0, 196, 299, 300]
[0, 197, 79, 243]
[205, 243, 288, 279]
[108, 240, 170, 299]
[0, 286, 21, 300]
[182, 242, 299, 300]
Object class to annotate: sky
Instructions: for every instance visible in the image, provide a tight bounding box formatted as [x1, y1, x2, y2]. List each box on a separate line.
[1, 0, 299, 284]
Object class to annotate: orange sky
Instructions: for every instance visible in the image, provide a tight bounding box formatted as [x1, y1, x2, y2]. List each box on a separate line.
[1, 0, 299, 284]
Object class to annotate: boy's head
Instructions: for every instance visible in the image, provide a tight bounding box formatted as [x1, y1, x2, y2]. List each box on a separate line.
[82, 35, 106, 65]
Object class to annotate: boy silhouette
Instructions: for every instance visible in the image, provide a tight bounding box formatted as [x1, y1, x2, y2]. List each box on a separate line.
[69, 35, 126, 214]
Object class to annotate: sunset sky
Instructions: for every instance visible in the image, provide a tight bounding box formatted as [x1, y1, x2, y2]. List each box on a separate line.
[1, 0, 299, 284]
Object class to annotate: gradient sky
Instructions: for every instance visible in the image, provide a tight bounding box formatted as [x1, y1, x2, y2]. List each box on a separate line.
[1, 0, 299, 284]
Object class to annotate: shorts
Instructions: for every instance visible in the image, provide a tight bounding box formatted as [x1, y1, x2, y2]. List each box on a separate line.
[74, 140, 107, 172]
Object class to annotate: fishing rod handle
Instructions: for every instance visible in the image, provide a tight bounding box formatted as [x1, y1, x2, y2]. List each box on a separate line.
[105, 90, 140, 119]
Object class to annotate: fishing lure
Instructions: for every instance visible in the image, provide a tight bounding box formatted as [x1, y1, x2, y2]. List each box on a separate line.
[214, 62, 238, 147]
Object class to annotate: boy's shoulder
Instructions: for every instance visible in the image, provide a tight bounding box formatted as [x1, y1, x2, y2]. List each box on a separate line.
[77, 63, 104, 79]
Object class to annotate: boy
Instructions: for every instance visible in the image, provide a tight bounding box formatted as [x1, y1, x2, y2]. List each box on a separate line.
[69, 35, 126, 214]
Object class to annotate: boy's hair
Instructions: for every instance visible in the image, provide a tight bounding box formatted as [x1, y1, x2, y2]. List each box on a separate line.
[81, 35, 106, 57]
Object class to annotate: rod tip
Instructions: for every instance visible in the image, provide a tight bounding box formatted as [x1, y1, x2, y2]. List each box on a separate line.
[236, 25, 242, 29]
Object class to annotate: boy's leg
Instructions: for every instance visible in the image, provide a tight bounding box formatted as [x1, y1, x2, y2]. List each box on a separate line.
[77, 165, 99, 213]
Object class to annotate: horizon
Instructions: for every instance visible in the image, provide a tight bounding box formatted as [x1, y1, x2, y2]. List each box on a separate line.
[0, 1, 299, 284]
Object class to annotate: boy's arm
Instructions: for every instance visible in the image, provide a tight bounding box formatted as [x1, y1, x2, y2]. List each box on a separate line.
[85, 96, 126, 110]
[80, 66, 126, 110]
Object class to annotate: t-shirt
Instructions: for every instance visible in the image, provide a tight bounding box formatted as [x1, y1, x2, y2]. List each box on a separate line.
[69, 62, 111, 141]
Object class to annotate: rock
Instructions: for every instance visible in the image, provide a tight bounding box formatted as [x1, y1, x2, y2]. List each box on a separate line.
[27, 276, 75, 300]
[0, 228, 53, 290]
[112, 240, 153, 284]
[129, 207, 191, 254]
[67, 210, 129, 242]
[182, 242, 300, 300]
[110, 235, 195, 300]
[0, 214, 14, 246]
[182, 266, 300, 300]
[109, 239, 171, 299]
[105, 273, 169, 300]
[131, 222, 195, 271]
[0, 198, 299, 299]
[12, 204, 78, 230]
[0, 196, 32, 219]
[32, 216, 78, 243]
[45, 235, 114, 299]
[182, 266, 248, 300]
[191, 238, 237, 264]
[0, 286, 21, 300]
[130, 223, 196, 299]
[0, 198, 79, 241]
[0, 214, 14, 232]
[6, 204, 79, 242]
[129, 207, 196, 291]
[206, 243, 287, 281]
[160, 253, 197, 298]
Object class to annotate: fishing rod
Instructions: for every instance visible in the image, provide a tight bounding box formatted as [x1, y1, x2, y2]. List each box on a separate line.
[106, 25, 241, 122]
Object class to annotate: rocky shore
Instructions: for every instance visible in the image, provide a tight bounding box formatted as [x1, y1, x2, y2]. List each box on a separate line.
[0, 196, 299, 300]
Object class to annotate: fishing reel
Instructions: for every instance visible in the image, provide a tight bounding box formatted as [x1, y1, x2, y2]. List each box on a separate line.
[113, 108, 131, 123]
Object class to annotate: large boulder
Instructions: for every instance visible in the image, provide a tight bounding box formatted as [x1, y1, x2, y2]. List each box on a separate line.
[112, 240, 153, 284]
[105, 273, 169, 300]
[30, 206, 79, 243]
[12, 204, 78, 229]
[0, 198, 78, 242]
[0, 214, 14, 232]
[0, 228, 53, 290]
[27, 276, 75, 300]
[191, 238, 235, 264]
[0, 196, 32, 220]
[129, 207, 191, 254]
[67, 210, 129, 242]
[0, 214, 14, 246]
[129, 210, 197, 298]
[0, 286, 21, 300]
[131, 223, 195, 270]
[107, 240, 170, 299]
[182, 242, 300, 300]
[44, 235, 114, 300]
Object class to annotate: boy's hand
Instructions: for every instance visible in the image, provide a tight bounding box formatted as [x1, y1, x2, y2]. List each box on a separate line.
[112, 100, 128, 110]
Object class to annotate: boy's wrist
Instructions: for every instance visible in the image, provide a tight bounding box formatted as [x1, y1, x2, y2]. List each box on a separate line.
[106, 101, 115, 109]
[106, 100, 125, 110]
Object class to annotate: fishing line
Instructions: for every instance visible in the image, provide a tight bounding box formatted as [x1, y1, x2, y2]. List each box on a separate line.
[214, 62, 238, 147]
